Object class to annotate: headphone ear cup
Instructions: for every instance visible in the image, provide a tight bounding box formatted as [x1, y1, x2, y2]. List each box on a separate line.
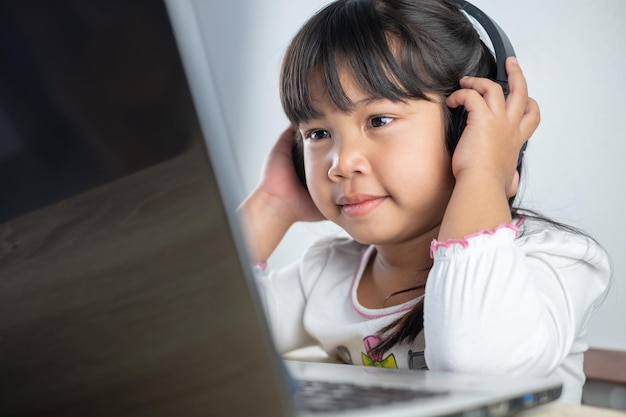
[292, 138, 307, 187]
[448, 105, 468, 155]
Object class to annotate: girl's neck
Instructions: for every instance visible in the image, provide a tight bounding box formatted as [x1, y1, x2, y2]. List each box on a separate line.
[357, 230, 436, 309]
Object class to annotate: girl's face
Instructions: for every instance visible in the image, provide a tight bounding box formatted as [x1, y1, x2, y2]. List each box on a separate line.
[299, 72, 455, 246]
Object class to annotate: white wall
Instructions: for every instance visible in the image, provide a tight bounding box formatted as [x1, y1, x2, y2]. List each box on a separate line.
[202, 0, 626, 350]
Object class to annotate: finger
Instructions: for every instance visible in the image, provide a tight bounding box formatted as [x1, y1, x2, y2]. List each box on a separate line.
[504, 57, 530, 120]
[458, 76, 507, 111]
[278, 125, 298, 145]
[506, 170, 520, 198]
[519, 97, 541, 140]
[445, 87, 490, 115]
[274, 125, 298, 154]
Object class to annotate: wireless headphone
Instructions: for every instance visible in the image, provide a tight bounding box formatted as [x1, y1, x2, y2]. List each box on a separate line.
[450, 0, 527, 171]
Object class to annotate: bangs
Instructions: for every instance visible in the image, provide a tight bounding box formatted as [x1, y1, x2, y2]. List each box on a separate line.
[280, 0, 435, 124]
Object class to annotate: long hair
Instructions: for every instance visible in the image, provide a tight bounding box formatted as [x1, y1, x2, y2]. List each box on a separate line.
[279, 0, 525, 356]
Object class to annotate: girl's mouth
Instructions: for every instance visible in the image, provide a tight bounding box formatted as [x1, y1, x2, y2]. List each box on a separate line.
[337, 195, 388, 217]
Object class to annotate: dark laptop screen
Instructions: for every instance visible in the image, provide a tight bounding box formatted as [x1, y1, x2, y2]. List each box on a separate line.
[0, 0, 197, 223]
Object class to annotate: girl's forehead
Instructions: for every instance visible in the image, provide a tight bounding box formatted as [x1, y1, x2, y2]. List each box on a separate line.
[307, 67, 373, 111]
[306, 67, 440, 116]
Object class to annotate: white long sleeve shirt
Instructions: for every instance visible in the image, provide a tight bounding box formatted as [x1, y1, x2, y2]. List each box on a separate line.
[255, 220, 611, 404]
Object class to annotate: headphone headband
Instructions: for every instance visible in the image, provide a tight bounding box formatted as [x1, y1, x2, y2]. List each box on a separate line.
[449, 0, 527, 169]
[451, 0, 516, 94]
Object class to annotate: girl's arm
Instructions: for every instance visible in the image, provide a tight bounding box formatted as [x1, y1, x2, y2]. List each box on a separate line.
[438, 57, 540, 241]
[428, 59, 611, 402]
[425, 224, 611, 403]
[238, 126, 325, 263]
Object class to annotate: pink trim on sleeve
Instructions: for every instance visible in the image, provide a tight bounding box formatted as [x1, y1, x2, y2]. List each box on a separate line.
[429, 222, 521, 258]
[253, 261, 268, 271]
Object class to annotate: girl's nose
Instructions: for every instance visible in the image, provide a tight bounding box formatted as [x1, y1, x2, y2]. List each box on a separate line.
[327, 136, 369, 181]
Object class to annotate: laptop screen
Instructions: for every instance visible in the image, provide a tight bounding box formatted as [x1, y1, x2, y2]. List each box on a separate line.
[0, 1, 293, 415]
[0, 1, 194, 223]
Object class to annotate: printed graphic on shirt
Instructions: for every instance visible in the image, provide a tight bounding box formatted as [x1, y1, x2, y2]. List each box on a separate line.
[335, 345, 354, 364]
[361, 335, 398, 368]
[408, 350, 428, 370]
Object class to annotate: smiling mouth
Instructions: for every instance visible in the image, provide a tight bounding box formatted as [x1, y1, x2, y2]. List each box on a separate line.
[338, 196, 388, 217]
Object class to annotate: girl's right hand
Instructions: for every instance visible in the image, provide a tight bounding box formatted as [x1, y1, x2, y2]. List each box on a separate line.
[257, 126, 325, 224]
[238, 126, 325, 263]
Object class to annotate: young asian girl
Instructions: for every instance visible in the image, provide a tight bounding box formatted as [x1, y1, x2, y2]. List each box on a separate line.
[238, 0, 611, 404]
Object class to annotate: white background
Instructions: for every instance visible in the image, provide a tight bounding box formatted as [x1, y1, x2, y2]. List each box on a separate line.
[197, 0, 626, 350]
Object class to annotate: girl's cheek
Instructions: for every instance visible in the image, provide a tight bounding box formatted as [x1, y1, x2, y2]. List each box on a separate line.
[305, 153, 330, 180]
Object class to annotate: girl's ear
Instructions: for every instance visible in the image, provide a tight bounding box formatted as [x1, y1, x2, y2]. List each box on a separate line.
[291, 130, 307, 187]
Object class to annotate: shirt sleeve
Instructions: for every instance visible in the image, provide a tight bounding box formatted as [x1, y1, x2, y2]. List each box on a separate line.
[254, 260, 316, 354]
[424, 223, 611, 377]
[253, 237, 344, 354]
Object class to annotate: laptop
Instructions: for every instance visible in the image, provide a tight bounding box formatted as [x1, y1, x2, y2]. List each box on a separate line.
[0, 1, 561, 416]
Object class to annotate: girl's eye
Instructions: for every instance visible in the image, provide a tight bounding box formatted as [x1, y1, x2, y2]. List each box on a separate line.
[305, 129, 331, 141]
[370, 116, 393, 128]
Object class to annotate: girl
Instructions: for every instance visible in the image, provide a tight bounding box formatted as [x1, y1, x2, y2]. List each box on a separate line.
[238, 0, 610, 404]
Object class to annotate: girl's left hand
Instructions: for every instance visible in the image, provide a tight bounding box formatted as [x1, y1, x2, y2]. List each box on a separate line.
[445, 57, 540, 198]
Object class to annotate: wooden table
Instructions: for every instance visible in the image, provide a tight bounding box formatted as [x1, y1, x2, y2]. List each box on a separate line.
[516, 402, 624, 416]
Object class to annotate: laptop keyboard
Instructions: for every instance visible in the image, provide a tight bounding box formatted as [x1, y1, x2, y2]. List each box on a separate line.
[293, 379, 448, 413]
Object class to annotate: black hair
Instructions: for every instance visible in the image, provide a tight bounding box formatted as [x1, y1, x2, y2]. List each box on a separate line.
[280, 0, 496, 161]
